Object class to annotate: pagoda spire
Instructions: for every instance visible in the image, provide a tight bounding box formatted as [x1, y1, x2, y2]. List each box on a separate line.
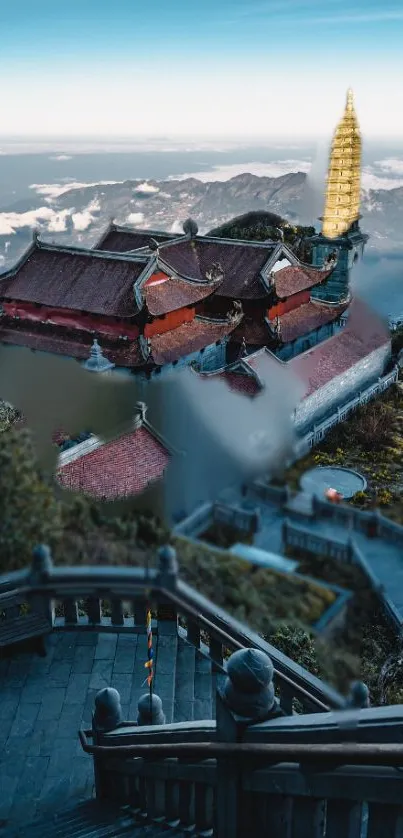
[321, 88, 362, 239]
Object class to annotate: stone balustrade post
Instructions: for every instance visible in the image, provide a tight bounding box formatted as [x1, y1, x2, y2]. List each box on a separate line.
[215, 648, 283, 838]
[137, 692, 166, 726]
[92, 687, 124, 799]
[28, 544, 54, 624]
[156, 545, 178, 635]
[345, 681, 370, 709]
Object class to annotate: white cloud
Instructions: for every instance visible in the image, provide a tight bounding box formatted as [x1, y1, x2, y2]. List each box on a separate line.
[361, 166, 403, 191]
[47, 209, 71, 233]
[0, 206, 57, 235]
[134, 182, 159, 194]
[170, 160, 312, 182]
[170, 219, 184, 234]
[29, 181, 121, 201]
[373, 158, 403, 176]
[71, 210, 94, 231]
[49, 155, 73, 161]
[126, 213, 145, 226]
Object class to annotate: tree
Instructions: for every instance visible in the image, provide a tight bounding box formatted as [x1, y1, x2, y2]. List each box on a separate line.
[0, 425, 61, 571]
[266, 623, 321, 677]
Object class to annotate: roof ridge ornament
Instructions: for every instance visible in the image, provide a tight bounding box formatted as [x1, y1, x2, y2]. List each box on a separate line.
[183, 218, 198, 238]
[205, 261, 224, 284]
[82, 338, 115, 372]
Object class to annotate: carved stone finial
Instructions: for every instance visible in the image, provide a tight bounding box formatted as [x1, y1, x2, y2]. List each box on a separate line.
[223, 648, 279, 720]
[183, 218, 198, 238]
[133, 401, 147, 430]
[31, 544, 53, 579]
[240, 337, 247, 358]
[93, 687, 123, 733]
[205, 261, 224, 284]
[83, 339, 115, 373]
[158, 544, 178, 576]
[137, 693, 166, 726]
[345, 680, 370, 709]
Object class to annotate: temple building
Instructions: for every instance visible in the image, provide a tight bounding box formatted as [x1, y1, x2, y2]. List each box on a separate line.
[55, 402, 171, 503]
[0, 224, 340, 374]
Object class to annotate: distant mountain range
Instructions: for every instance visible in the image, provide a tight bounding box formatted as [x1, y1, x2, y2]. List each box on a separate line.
[0, 171, 402, 269]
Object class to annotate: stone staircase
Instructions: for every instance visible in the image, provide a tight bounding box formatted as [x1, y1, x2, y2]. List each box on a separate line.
[6, 800, 189, 837]
[153, 633, 215, 724]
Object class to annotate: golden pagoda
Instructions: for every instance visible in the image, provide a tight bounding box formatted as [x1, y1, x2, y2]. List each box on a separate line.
[321, 89, 362, 239]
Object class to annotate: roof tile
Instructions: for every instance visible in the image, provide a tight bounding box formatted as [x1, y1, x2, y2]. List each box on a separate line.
[57, 426, 169, 499]
[289, 298, 390, 397]
[0, 247, 146, 316]
[274, 266, 332, 299]
[150, 317, 238, 365]
[159, 239, 273, 299]
[277, 301, 347, 343]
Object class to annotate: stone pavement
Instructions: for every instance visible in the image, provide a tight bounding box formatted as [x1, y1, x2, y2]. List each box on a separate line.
[219, 483, 403, 623]
[0, 630, 214, 833]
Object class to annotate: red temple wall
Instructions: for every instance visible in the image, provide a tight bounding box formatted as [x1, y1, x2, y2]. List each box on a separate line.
[144, 307, 195, 338]
[2, 301, 139, 339]
[268, 290, 310, 319]
[144, 271, 170, 287]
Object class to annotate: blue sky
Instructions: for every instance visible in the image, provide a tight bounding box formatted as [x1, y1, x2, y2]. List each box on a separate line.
[1, 0, 402, 136]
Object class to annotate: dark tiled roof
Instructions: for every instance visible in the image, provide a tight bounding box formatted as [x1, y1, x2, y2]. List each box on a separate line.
[289, 298, 390, 398]
[231, 317, 271, 345]
[274, 266, 332, 299]
[159, 239, 272, 299]
[0, 246, 146, 316]
[150, 317, 238, 365]
[220, 371, 261, 397]
[145, 277, 218, 316]
[0, 322, 143, 368]
[277, 302, 348, 343]
[98, 229, 178, 253]
[57, 426, 169, 500]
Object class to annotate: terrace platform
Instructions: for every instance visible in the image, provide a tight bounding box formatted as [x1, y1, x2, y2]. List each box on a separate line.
[0, 630, 214, 832]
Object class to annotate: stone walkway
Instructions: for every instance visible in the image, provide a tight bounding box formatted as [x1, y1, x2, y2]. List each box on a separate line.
[219, 483, 403, 623]
[0, 630, 213, 833]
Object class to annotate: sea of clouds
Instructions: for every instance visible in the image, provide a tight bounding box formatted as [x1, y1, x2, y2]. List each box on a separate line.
[0, 155, 402, 241]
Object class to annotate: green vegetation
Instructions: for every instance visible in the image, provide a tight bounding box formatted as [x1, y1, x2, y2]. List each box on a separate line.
[285, 384, 403, 521]
[173, 536, 336, 632]
[207, 211, 315, 262]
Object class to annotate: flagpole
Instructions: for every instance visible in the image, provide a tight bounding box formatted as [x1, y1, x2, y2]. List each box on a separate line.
[145, 607, 154, 722]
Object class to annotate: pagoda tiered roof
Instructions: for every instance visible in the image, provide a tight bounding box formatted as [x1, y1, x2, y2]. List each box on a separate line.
[0, 241, 149, 317]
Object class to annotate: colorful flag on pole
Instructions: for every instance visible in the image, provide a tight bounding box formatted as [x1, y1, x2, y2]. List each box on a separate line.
[144, 609, 153, 687]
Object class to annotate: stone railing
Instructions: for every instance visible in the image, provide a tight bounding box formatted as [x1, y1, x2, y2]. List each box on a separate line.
[78, 649, 403, 838]
[294, 365, 399, 456]
[282, 519, 403, 631]
[311, 495, 403, 548]
[0, 544, 344, 715]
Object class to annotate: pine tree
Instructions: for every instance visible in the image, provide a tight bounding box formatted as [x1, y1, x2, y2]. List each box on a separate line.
[0, 425, 61, 571]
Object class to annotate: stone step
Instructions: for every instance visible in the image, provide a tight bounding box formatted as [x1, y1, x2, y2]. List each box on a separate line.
[5, 800, 186, 837]
[193, 649, 214, 721]
[173, 637, 196, 723]
[153, 632, 178, 724]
